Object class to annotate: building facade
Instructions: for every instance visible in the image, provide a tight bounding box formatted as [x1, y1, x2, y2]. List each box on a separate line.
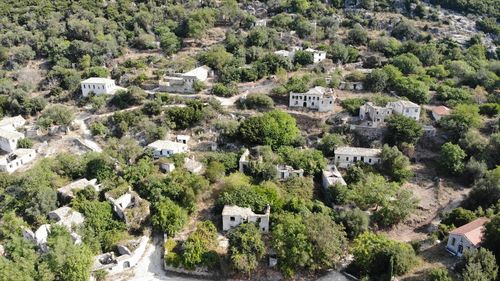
[446, 217, 489, 257]
[387, 100, 421, 120]
[289, 86, 335, 112]
[0, 148, 36, 173]
[359, 100, 421, 127]
[222, 205, 270, 233]
[335, 146, 381, 168]
[147, 140, 188, 158]
[81, 77, 121, 97]
[160, 66, 211, 93]
[276, 165, 304, 181]
[322, 164, 346, 188]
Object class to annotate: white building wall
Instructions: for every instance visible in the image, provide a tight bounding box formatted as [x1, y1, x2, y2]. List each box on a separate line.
[289, 93, 334, 112]
[0, 149, 36, 173]
[389, 102, 420, 120]
[0, 135, 21, 152]
[81, 81, 116, 97]
[446, 234, 475, 257]
[335, 153, 381, 168]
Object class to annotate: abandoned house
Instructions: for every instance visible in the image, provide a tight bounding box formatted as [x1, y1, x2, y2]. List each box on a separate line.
[107, 191, 150, 228]
[446, 217, 489, 257]
[0, 129, 24, 152]
[0, 115, 26, 131]
[0, 148, 36, 173]
[93, 236, 149, 275]
[159, 65, 212, 93]
[222, 205, 271, 233]
[57, 178, 100, 200]
[80, 77, 124, 97]
[276, 164, 304, 181]
[147, 140, 188, 158]
[335, 146, 382, 168]
[322, 164, 347, 188]
[432, 105, 451, 121]
[289, 86, 336, 112]
[359, 100, 420, 127]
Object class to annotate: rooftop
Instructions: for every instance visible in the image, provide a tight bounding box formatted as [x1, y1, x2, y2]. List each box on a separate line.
[0, 115, 25, 128]
[0, 149, 36, 165]
[450, 217, 489, 246]
[48, 206, 85, 227]
[295, 86, 334, 97]
[0, 129, 24, 140]
[389, 100, 420, 107]
[182, 66, 210, 77]
[81, 77, 115, 84]
[323, 165, 346, 186]
[222, 205, 257, 217]
[147, 140, 187, 151]
[433, 105, 451, 115]
[335, 146, 381, 157]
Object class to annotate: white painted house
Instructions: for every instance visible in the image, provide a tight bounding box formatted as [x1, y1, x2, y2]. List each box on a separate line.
[304, 48, 327, 63]
[322, 164, 346, 188]
[93, 236, 148, 275]
[0, 148, 36, 173]
[432, 106, 451, 121]
[222, 205, 270, 233]
[160, 66, 211, 93]
[276, 165, 303, 181]
[0, 129, 25, 152]
[289, 86, 335, 112]
[147, 140, 188, 158]
[446, 217, 489, 257]
[387, 100, 421, 120]
[80, 77, 123, 97]
[335, 146, 381, 168]
[0, 115, 26, 131]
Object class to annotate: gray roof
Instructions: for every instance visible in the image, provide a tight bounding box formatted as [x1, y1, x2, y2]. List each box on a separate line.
[335, 146, 381, 157]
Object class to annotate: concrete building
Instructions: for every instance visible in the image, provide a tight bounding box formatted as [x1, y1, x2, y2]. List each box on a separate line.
[447, 217, 489, 257]
[0, 129, 24, 152]
[93, 236, 148, 275]
[339, 81, 364, 91]
[304, 48, 327, 63]
[276, 165, 303, 181]
[48, 206, 85, 230]
[0, 148, 36, 173]
[57, 178, 100, 199]
[239, 148, 250, 173]
[107, 191, 150, 226]
[176, 135, 190, 144]
[359, 100, 420, 127]
[222, 205, 270, 233]
[0, 115, 26, 131]
[335, 146, 381, 168]
[81, 77, 123, 97]
[432, 106, 451, 121]
[147, 140, 188, 158]
[322, 164, 346, 188]
[160, 66, 211, 93]
[254, 19, 268, 27]
[184, 157, 203, 174]
[387, 100, 421, 120]
[289, 86, 335, 112]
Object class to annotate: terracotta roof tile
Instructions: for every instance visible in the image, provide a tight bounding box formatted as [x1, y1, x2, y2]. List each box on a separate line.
[450, 217, 489, 246]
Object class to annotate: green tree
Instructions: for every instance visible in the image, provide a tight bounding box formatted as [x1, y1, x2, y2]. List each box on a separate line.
[393, 77, 429, 104]
[427, 268, 452, 281]
[17, 138, 33, 149]
[386, 115, 423, 146]
[364, 69, 389, 92]
[483, 214, 500, 263]
[238, 110, 300, 149]
[293, 50, 314, 65]
[159, 29, 181, 56]
[239, 93, 274, 110]
[460, 248, 498, 281]
[344, 173, 399, 210]
[337, 208, 369, 239]
[227, 223, 266, 274]
[373, 189, 417, 227]
[277, 146, 327, 175]
[439, 142, 466, 175]
[151, 198, 188, 237]
[391, 53, 423, 75]
[37, 105, 75, 129]
[318, 133, 345, 157]
[440, 104, 482, 140]
[380, 145, 413, 183]
[464, 167, 500, 210]
[347, 24, 368, 45]
[205, 161, 225, 183]
[441, 208, 477, 228]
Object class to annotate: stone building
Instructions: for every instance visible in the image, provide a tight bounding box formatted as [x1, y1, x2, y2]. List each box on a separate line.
[335, 146, 381, 168]
[289, 86, 336, 112]
[222, 205, 270, 233]
[80, 77, 124, 97]
[159, 66, 211, 93]
[446, 217, 489, 257]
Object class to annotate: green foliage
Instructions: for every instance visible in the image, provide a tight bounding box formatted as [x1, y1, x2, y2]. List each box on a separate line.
[83, 67, 109, 79]
[17, 138, 33, 149]
[227, 223, 266, 274]
[347, 24, 368, 45]
[441, 208, 477, 228]
[393, 76, 429, 104]
[464, 167, 500, 210]
[439, 142, 466, 175]
[341, 173, 399, 210]
[277, 146, 326, 175]
[212, 83, 238, 97]
[238, 110, 300, 149]
[341, 98, 366, 115]
[164, 101, 206, 130]
[440, 104, 482, 140]
[380, 145, 413, 183]
[271, 212, 347, 277]
[364, 68, 389, 92]
[217, 184, 271, 213]
[391, 53, 423, 75]
[427, 268, 452, 281]
[293, 50, 314, 65]
[205, 161, 225, 183]
[436, 85, 472, 106]
[318, 133, 345, 157]
[110, 87, 147, 109]
[337, 208, 369, 239]
[37, 105, 75, 129]
[386, 115, 424, 146]
[460, 248, 498, 281]
[151, 197, 189, 237]
[372, 189, 418, 227]
[181, 221, 218, 269]
[352, 232, 417, 277]
[239, 93, 274, 110]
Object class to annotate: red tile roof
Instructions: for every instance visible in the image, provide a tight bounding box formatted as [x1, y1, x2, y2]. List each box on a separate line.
[450, 217, 489, 246]
[433, 106, 451, 116]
